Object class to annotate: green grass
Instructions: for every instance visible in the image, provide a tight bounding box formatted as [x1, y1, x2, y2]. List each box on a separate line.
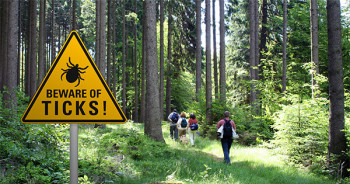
[75, 121, 335, 184]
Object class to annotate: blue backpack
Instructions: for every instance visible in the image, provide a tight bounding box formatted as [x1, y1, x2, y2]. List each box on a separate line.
[190, 123, 198, 131]
[171, 113, 179, 123]
[181, 118, 187, 128]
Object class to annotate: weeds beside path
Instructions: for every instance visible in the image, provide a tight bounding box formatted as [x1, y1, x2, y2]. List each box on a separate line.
[76, 122, 334, 184]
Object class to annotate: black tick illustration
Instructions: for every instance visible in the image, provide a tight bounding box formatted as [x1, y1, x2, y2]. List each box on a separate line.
[61, 57, 88, 87]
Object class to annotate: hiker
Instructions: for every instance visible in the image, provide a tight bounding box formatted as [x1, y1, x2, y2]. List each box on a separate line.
[188, 113, 198, 146]
[177, 112, 189, 144]
[216, 111, 236, 164]
[168, 109, 179, 140]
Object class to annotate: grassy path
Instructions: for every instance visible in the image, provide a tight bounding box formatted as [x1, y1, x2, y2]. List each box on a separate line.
[76, 122, 334, 184]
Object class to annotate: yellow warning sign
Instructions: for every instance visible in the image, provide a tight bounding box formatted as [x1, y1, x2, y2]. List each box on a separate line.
[21, 31, 127, 124]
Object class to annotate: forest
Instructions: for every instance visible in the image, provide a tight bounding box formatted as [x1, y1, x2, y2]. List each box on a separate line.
[0, 0, 350, 183]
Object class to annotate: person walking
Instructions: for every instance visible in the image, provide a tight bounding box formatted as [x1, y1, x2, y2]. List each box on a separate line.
[216, 111, 236, 164]
[188, 113, 198, 146]
[177, 112, 189, 144]
[168, 109, 179, 140]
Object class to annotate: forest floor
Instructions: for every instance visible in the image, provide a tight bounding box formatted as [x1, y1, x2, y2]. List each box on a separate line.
[74, 121, 336, 184]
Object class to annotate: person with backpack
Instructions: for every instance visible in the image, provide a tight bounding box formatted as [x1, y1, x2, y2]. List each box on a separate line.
[188, 113, 198, 146]
[168, 109, 179, 141]
[177, 112, 189, 144]
[216, 111, 236, 164]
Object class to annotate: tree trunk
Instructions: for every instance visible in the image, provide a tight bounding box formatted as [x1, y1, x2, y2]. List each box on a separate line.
[282, 0, 287, 92]
[72, 0, 76, 30]
[327, 0, 347, 177]
[144, 0, 164, 142]
[205, 0, 212, 125]
[17, 0, 21, 87]
[122, 0, 126, 115]
[159, 0, 164, 120]
[134, 0, 138, 122]
[195, 0, 202, 100]
[140, 1, 146, 123]
[213, 0, 218, 99]
[96, 0, 107, 129]
[38, 0, 46, 85]
[107, 0, 112, 88]
[4, 0, 18, 113]
[112, 0, 117, 97]
[51, 0, 55, 65]
[249, 0, 257, 112]
[260, 0, 267, 76]
[29, 0, 37, 99]
[311, 0, 319, 98]
[219, 0, 226, 102]
[166, 2, 172, 118]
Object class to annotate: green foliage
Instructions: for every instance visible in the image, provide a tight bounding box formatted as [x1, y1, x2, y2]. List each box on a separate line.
[270, 97, 329, 174]
[0, 91, 69, 184]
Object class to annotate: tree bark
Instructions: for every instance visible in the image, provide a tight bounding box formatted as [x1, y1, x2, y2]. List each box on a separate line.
[166, 2, 173, 118]
[159, 0, 165, 120]
[195, 0, 202, 100]
[122, 0, 126, 115]
[134, 0, 138, 122]
[205, 0, 212, 125]
[38, 0, 46, 85]
[219, 0, 226, 102]
[51, 0, 55, 65]
[112, 0, 117, 97]
[72, 0, 76, 30]
[140, 1, 146, 123]
[144, 0, 164, 142]
[327, 0, 347, 177]
[282, 0, 287, 92]
[249, 0, 257, 112]
[311, 0, 319, 98]
[29, 0, 37, 99]
[4, 0, 18, 112]
[213, 0, 218, 99]
[107, 0, 112, 88]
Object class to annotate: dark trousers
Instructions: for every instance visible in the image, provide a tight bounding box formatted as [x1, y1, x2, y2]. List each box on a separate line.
[221, 138, 233, 163]
[170, 125, 178, 140]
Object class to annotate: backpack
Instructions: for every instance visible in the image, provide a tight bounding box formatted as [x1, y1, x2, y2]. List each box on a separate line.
[223, 119, 233, 138]
[171, 113, 179, 123]
[189, 119, 198, 130]
[190, 123, 198, 131]
[181, 118, 187, 128]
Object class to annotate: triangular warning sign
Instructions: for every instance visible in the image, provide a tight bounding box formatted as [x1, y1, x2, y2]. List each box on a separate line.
[22, 31, 127, 124]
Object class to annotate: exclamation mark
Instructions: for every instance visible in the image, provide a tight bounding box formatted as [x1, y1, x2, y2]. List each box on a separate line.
[103, 101, 106, 115]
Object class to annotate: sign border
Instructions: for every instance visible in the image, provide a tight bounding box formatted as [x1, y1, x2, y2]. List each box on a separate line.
[21, 31, 126, 123]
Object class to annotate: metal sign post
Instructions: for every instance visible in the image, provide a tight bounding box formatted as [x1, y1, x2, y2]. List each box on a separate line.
[70, 124, 78, 184]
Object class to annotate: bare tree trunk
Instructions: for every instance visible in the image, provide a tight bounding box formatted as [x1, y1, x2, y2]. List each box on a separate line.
[112, 0, 117, 97]
[96, 0, 107, 129]
[1, 1, 8, 92]
[107, 0, 112, 87]
[327, 0, 347, 177]
[195, 0, 202, 100]
[249, 0, 257, 111]
[122, 0, 127, 115]
[17, 0, 21, 87]
[51, 0, 55, 65]
[144, 0, 164, 142]
[205, 0, 212, 125]
[260, 0, 267, 73]
[38, 0, 46, 85]
[134, 0, 139, 122]
[72, 0, 76, 30]
[219, 0, 226, 102]
[213, 0, 218, 99]
[166, 2, 172, 118]
[29, 0, 37, 99]
[4, 0, 19, 113]
[159, 0, 164, 120]
[140, 1, 146, 123]
[311, 0, 319, 98]
[282, 0, 287, 93]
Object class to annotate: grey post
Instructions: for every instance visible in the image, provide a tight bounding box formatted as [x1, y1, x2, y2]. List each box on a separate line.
[70, 124, 78, 184]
